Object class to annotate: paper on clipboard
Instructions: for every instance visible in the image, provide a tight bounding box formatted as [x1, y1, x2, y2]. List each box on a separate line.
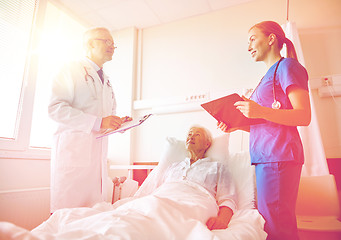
[97, 114, 152, 139]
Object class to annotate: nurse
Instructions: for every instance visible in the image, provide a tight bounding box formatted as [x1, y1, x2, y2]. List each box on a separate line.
[48, 27, 131, 213]
[218, 21, 311, 239]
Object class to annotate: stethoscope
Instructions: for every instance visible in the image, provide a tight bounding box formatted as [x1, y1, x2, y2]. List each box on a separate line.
[250, 57, 283, 109]
[84, 67, 97, 98]
[84, 67, 114, 100]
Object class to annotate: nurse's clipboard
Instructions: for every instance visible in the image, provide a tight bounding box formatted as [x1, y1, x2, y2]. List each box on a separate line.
[97, 114, 152, 139]
[201, 93, 265, 128]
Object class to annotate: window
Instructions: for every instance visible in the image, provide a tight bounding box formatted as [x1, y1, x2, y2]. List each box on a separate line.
[0, 0, 86, 156]
[30, 2, 86, 148]
[0, 0, 38, 140]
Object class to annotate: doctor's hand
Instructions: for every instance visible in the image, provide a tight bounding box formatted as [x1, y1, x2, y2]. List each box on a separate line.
[101, 115, 123, 130]
[121, 116, 133, 123]
[234, 95, 263, 119]
[115, 116, 133, 134]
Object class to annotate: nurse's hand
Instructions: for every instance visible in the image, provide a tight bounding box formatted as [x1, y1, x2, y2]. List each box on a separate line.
[101, 115, 123, 130]
[217, 122, 250, 133]
[217, 122, 238, 133]
[234, 95, 263, 119]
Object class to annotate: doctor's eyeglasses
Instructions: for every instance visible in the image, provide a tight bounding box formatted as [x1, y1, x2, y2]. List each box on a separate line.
[93, 38, 117, 49]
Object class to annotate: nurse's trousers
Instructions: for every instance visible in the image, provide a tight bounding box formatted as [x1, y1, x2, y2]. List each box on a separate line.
[255, 162, 302, 240]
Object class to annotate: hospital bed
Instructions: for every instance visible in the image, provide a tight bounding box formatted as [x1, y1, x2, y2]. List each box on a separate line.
[0, 134, 267, 240]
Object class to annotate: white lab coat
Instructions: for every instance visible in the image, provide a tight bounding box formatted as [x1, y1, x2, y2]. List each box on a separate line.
[48, 58, 116, 213]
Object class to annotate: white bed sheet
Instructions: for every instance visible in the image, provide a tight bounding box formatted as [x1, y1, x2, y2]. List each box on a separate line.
[0, 181, 265, 240]
[0, 136, 267, 240]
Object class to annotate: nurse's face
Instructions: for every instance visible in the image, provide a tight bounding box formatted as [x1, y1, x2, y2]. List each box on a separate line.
[248, 27, 270, 62]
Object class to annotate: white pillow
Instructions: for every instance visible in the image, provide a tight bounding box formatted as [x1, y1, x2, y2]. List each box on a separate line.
[226, 151, 256, 210]
[158, 135, 255, 210]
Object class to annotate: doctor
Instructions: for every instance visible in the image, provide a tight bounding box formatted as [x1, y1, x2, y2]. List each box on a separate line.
[48, 27, 131, 213]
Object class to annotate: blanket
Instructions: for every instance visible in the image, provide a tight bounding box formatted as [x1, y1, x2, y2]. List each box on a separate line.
[0, 181, 266, 240]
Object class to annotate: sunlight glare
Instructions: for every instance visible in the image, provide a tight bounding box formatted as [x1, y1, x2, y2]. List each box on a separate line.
[30, 2, 86, 148]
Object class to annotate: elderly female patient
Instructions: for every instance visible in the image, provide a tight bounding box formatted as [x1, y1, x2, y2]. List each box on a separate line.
[2, 126, 238, 240]
[150, 126, 236, 230]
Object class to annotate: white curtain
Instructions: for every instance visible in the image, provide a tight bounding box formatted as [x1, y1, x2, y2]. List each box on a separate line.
[281, 21, 329, 176]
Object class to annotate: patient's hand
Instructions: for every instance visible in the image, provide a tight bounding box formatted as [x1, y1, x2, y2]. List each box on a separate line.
[206, 216, 228, 230]
[206, 206, 233, 230]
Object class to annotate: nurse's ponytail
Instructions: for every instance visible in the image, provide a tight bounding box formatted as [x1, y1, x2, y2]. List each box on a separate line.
[283, 37, 297, 60]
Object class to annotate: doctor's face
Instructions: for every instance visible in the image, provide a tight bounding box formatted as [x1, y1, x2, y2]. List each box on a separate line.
[89, 30, 116, 64]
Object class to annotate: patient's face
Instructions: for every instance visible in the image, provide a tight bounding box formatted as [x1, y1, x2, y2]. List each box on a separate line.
[186, 127, 210, 153]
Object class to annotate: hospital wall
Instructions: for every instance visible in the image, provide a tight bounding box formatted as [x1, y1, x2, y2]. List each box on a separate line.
[0, 158, 51, 229]
[126, 0, 341, 165]
[0, 0, 340, 231]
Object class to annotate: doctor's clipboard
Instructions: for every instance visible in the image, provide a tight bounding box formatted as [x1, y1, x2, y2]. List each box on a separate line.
[97, 114, 152, 139]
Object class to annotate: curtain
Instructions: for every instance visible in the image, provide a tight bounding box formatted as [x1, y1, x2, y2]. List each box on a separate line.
[281, 21, 329, 176]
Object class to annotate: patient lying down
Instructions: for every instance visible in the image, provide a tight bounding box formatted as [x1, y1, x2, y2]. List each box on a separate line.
[0, 126, 238, 240]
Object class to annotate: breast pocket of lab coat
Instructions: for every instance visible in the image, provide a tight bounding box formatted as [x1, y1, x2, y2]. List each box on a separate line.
[56, 132, 92, 168]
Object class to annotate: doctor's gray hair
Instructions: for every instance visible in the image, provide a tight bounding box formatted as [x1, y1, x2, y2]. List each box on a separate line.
[83, 27, 111, 50]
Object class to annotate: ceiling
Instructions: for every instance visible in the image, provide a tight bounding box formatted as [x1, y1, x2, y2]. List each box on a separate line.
[53, 0, 254, 31]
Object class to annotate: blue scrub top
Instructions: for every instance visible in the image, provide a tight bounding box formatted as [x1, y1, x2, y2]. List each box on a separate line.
[249, 58, 309, 164]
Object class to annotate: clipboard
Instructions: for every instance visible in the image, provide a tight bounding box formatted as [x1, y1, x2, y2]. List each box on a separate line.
[97, 114, 152, 139]
[201, 93, 265, 128]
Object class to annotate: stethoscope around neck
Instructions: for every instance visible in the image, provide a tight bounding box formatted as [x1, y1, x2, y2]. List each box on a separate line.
[84, 67, 113, 99]
[251, 57, 283, 109]
[271, 57, 284, 109]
